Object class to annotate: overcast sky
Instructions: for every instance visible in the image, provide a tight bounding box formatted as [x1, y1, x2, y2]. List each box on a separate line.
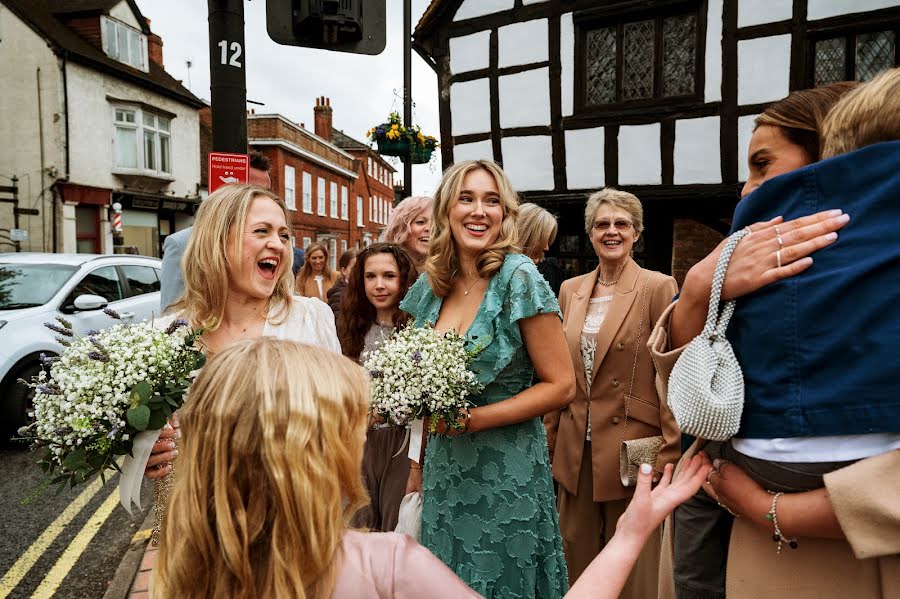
[136, 0, 442, 196]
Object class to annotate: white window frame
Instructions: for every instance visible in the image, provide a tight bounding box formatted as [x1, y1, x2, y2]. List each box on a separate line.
[101, 16, 148, 72]
[329, 238, 338, 270]
[283, 165, 296, 210]
[330, 182, 338, 218]
[317, 177, 326, 216]
[357, 195, 364, 227]
[302, 172, 312, 214]
[112, 105, 172, 177]
[341, 239, 348, 254]
[341, 185, 349, 221]
[302, 236, 312, 248]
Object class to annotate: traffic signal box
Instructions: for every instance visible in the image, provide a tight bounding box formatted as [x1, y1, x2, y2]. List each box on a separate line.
[266, 0, 387, 55]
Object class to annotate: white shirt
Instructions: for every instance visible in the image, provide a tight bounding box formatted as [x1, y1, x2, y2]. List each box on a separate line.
[733, 433, 900, 462]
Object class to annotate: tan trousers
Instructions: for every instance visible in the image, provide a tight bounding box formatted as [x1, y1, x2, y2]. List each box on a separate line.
[558, 443, 661, 598]
[351, 427, 410, 532]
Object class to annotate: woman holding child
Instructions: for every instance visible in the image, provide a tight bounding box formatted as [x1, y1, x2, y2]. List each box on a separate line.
[653, 72, 900, 598]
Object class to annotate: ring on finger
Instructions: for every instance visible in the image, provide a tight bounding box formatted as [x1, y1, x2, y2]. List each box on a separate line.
[776, 249, 783, 269]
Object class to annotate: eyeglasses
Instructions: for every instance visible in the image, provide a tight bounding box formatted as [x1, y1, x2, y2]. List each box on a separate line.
[593, 219, 633, 231]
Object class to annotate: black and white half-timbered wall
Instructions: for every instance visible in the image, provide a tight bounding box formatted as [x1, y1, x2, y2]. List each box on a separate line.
[413, 0, 900, 279]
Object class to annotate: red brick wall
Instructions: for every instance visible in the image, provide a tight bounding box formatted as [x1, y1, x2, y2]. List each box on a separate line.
[671, 219, 725, 287]
[63, 16, 102, 48]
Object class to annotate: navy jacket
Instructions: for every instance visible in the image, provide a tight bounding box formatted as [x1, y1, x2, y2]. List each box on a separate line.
[728, 141, 900, 438]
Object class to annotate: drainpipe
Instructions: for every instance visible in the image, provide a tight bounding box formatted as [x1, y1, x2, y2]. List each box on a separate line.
[53, 51, 72, 253]
[36, 67, 46, 251]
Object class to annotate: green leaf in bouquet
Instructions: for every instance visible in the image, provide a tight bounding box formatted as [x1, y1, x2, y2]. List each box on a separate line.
[130, 381, 152, 407]
[147, 409, 169, 431]
[127, 405, 151, 430]
[62, 448, 86, 471]
[161, 404, 173, 418]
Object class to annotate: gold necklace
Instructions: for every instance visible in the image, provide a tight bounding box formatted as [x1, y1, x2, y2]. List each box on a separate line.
[461, 276, 483, 296]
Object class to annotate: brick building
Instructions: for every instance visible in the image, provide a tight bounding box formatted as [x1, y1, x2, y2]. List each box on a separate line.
[248, 98, 393, 269]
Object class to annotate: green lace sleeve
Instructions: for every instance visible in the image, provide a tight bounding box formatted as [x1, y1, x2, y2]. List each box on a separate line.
[399, 273, 437, 326]
[504, 256, 562, 325]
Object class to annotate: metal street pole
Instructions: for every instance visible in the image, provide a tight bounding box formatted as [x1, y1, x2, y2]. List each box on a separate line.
[208, 0, 247, 153]
[403, 0, 412, 199]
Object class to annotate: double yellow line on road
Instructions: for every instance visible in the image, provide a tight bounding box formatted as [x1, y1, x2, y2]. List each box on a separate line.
[0, 474, 122, 599]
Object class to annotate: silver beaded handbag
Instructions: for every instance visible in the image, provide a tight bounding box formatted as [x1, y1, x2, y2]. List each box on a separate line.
[667, 228, 749, 441]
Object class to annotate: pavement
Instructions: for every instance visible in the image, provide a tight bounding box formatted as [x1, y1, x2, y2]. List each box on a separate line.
[101, 510, 156, 599]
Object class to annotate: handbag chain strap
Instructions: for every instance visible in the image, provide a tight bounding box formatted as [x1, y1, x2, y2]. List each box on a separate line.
[621, 275, 651, 443]
[704, 228, 750, 340]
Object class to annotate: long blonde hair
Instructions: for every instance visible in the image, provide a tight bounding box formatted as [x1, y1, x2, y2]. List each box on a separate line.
[153, 338, 370, 599]
[295, 242, 335, 291]
[169, 184, 294, 329]
[425, 160, 520, 297]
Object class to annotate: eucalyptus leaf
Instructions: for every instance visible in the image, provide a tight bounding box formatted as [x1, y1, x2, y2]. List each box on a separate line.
[127, 405, 151, 431]
[147, 410, 168, 431]
[131, 381, 152, 405]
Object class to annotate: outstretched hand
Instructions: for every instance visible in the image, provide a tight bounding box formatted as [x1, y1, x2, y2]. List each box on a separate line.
[144, 414, 179, 480]
[615, 453, 713, 546]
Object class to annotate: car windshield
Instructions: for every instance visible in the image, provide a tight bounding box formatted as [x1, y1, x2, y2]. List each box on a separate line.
[0, 264, 79, 309]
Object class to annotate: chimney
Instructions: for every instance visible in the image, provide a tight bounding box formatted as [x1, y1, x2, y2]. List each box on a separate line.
[148, 32, 164, 67]
[314, 96, 333, 142]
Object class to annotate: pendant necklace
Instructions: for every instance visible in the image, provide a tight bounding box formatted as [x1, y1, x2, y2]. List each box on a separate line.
[462, 275, 482, 296]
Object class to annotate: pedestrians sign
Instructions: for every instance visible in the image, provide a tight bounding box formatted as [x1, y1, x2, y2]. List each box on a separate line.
[9, 228, 28, 241]
[208, 152, 250, 194]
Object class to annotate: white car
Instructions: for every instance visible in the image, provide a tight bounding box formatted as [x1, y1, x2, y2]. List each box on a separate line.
[0, 253, 163, 439]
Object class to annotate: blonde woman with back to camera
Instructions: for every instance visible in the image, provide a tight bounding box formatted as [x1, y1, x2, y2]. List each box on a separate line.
[544, 188, 679, 595]
[153, 337, 712, 598]
[144, 184, 340, 480]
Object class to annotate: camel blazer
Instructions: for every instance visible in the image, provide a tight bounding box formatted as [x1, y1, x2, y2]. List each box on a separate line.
[544, 258, 680, 503]
[650, 302, 900, 598]
[296, 271, 339, 301]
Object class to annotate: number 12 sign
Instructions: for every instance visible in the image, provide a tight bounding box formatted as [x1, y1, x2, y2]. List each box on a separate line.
[208, 152, 249, 193]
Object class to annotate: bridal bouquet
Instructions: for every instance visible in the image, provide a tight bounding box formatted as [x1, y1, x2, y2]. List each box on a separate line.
[19, 311, 204, 508]
[363, 324, 484, 433]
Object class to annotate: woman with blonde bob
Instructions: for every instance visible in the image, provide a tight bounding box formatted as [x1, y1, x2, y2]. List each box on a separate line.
[153, 337, 713, 599]
[380, 195, 433, 271]
[400, 159, 577, 597]
[145, 183, 340, 480]
[517, 202, 558, 264]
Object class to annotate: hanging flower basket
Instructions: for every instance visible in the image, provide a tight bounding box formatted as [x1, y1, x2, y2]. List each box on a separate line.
[367, 111, 439, 164]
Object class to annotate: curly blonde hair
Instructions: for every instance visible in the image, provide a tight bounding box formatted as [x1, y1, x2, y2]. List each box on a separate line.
[424, 160, 520, 297]
[169, 184, 294, 329]
[517, 203, 558, 261]
[153, 338, 370, 599]
[380, 196, 433, 247]
[822, 67, 900, 159]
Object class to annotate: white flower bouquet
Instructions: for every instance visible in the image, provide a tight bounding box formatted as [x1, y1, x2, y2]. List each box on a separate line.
[363, 324, 484, 433]
[19, 311, 204, 498]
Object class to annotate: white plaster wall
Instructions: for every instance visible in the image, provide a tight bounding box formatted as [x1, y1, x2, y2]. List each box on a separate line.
[454, 0, 513, 21]
[0, 7, 66, 252]
[66, 62, 201, 197]
[498, 19, 548, 68]
[109, 1, 143, 29]
[705, 0, 724, 103]
[808, 0, 900, 20]
[738, 0, 792, 27]
[618, 124, 661, 185]
[737, 114, 759, 182]
[453, 140, 494, 163]
[737, 35, 791, 105]
[561, 13, 575, 117]
[499, 67, 551, 128]
[674, 117, 721, 184]
[500, 136, 554, 191]
[62, 203, 77, 253]
[449, 31, 491, 75]
[450, 79, 491, 136]
[565, 128, 605, 189]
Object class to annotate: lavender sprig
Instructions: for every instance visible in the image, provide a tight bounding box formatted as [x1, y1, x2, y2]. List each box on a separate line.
[102, 308, 122, 320]
[165, 318, 189, 335]
[44, 323, 73, 337]
[54, 316, 74, 330]
[87, 351, 109, 362]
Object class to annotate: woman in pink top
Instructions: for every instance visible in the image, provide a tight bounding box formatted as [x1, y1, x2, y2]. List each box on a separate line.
[152, 337, 709, 598]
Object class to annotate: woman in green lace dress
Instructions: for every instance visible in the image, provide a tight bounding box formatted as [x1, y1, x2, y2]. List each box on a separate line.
[400, 160, 576, 598]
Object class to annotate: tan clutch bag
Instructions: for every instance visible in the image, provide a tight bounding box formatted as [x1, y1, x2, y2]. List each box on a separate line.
[619, 435, 664, 486]
[617, 277, 663, 488]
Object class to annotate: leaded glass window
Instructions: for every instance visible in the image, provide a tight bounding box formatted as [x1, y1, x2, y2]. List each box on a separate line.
[623, 20, 655, 100]
[812, 29, 898, 86]
[585, 27, 616, 106]
[815, 38, 846, 85]
[662, 14, 697, 97]
[581, 9, 700, 108]
[856, 31, 895, 81]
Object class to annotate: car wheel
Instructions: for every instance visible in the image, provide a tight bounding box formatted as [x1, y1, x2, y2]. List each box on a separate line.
[2, 362, 42, 444]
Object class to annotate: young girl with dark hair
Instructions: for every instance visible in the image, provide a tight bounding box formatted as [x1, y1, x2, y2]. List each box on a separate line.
[339, 242, 419, 531]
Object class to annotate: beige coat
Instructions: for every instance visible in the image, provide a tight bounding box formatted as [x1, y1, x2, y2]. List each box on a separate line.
[649, 301, 900, 599]
[545, 258, 680, 503]
[296, 271, 339, 301]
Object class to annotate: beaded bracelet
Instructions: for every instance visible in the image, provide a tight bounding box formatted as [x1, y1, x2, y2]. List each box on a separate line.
[765, 491, 798, 554]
